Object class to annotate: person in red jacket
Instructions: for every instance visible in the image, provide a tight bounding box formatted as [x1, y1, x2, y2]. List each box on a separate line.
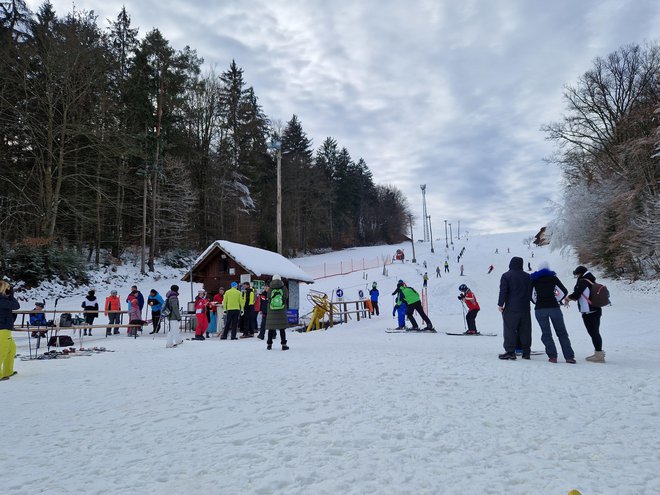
[104, 290, 122, 336]
[458, 284, 480, 334]
[193, 290, 210, 340]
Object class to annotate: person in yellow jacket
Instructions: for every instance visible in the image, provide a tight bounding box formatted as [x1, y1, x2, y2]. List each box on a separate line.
[221, 282, 244, 340]
[0, 281, 20, 381]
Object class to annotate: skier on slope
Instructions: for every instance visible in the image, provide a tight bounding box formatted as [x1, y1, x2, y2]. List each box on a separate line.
[392, 280, 434, 331]
[458, 284, 480, 334]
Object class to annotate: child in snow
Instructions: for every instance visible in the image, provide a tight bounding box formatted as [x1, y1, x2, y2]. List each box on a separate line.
[458, 284, 480, 334]
[127, 294, 144, 337]
[29, 301, 49, 338]
[193, 290, 210, 340]
[369, 282, 380, 316]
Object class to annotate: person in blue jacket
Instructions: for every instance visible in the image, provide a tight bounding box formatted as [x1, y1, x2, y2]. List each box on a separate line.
[369, 282, 380, 316]
[147, 289, 165, 334]
[391, 280, 408, 329]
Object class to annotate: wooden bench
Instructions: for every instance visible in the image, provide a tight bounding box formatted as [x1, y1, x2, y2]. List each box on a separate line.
[12, 323, 144, 359]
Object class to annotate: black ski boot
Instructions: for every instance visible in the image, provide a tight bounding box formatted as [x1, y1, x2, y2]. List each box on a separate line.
[498, 352, 517, 360]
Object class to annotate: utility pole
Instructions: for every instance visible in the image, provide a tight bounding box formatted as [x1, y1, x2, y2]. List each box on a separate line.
[409, 215, 417, 263]
[269, 139, 283, 254]
[444, 219, 448, 249]
[428, 216, 434, 253]
[458, 220, 460, 240]
[449, 223, 453, 245]
[420, 185, 428, 242]
[276, 145, 282, 255]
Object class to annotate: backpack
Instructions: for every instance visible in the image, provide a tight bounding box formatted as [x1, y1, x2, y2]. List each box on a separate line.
[269, 288, 285, 311]
[586, 280, 610, 308]
[48, 335, 75, 347]
[59, 313, 73, 327]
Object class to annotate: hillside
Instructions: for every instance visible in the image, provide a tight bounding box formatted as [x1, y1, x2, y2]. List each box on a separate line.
[5, 232, 660, 495]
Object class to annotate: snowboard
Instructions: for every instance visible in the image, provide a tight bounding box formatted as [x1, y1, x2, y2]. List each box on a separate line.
[386, 328, 437, 333]
[445, 332, 498, 337]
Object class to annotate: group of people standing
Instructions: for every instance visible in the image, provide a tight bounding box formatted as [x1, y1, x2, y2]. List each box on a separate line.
[497, 257, 606, 363]
[188, 276, 289, 350]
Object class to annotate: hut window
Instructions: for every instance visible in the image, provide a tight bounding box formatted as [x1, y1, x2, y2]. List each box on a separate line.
[219, 258, 229, 273]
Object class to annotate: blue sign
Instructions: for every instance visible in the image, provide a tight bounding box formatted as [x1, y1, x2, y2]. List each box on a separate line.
[358, 290, 364, 298]
[286, 309, 299, 325]
[336, 289, 344, 298]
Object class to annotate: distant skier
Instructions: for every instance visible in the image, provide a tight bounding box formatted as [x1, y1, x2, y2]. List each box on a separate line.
[444, 261, 449, 273]
[458, 284, 480, 334]
[487, 264, 494, 274]
[422, 272, 428, 288]
[527, 262, 532, 271]
[436, 266, 441, 278]
[495, 248, 499, 254]
[460, 264, 464, 276]
[369, 282, 380, 316]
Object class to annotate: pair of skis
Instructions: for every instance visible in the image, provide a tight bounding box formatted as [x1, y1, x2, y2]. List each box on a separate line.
[385, 328, 497, 336]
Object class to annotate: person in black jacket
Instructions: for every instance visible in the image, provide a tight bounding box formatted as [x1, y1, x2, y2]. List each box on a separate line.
[530, 263, 575, 363]
[497, 256, 532, 360]
[565, 265, 605, 363]
[0, 281, 20, 380]
[81, 289, 99, 336]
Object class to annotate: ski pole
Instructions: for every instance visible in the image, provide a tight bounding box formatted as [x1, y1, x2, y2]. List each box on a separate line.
[460, 299, 467, 331]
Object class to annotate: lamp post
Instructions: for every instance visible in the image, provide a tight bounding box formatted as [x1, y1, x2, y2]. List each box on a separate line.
[428, 215, 434, 253]
[409, 215, 416, 263]
[269, 140, 283, 254]
[444, 219, 448, 249]
[458, 220, 460, 240]
[449, 223, 453, 245]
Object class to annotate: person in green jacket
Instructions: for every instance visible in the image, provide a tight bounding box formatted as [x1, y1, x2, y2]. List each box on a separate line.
[221, 282, 244, 340]
[393, 280, 434, 331]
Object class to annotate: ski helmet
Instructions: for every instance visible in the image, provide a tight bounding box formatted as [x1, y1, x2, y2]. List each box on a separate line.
[458, 284, 468, 292]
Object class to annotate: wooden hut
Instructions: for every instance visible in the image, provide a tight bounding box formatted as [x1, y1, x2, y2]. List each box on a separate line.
[181, 240, 314, 312]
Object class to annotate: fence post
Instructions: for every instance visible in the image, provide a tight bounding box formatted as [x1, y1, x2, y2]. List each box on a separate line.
[356, 301, 360, 321]
[329, 303, 333, 327]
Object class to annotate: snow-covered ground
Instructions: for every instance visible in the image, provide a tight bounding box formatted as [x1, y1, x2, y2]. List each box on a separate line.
[4, 232, 660, 494]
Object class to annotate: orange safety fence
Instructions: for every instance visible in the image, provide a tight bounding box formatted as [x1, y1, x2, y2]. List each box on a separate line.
[299, 256, 393, 280]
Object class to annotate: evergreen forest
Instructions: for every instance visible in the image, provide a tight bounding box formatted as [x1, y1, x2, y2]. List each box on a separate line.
[0, 2, 412, 284]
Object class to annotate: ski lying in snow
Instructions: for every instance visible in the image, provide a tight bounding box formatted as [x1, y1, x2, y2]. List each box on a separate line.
[516, 350, 545, 356]
[386, 328, 437, 333]
[445, 332, 498, 337]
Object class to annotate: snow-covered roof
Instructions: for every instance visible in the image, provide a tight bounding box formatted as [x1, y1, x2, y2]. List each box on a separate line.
[193, 240, 314, 283]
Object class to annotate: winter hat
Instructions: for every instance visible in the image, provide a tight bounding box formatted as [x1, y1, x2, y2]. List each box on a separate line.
[35, 301, 45, 308]
[272, 274, 281, 281]
[573, 265, 588, 276]
[170, 284, 179, 292]
[231, 282, 238, 288]
[111, 290, 118, 295]
[372, 282, 377, 287]
[88, 289, 95, 297]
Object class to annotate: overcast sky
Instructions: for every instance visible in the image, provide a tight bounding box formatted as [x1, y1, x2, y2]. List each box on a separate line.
[27, 0, 660, 236]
